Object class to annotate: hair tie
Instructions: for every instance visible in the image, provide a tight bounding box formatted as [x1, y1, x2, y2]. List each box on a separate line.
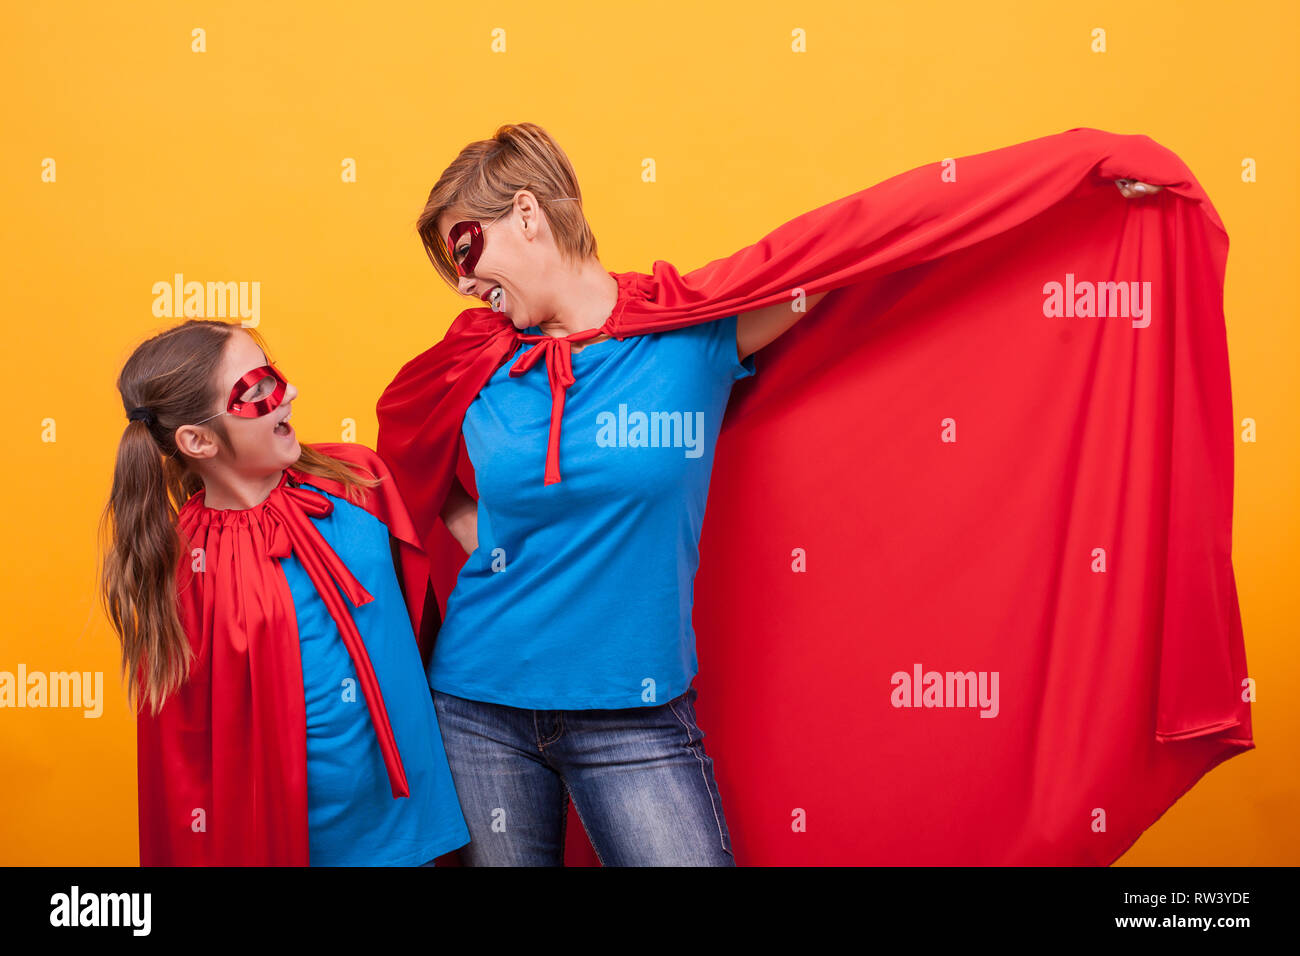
[127, 406, 156, 427]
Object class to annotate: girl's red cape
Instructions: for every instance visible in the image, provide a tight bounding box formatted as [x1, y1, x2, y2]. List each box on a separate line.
[136, 442, 433, 866]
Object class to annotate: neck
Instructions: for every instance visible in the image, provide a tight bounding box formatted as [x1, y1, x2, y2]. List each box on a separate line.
[530, 260, 620, 339]
[198, 468, 284, 511]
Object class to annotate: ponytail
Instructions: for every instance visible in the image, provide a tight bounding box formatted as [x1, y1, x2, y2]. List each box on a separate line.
[97, 417, 191, 717]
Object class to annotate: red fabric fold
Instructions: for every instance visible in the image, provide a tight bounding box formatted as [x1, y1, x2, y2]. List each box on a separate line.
[376, 126, 1253, 864]
[136, 442, 432, 865]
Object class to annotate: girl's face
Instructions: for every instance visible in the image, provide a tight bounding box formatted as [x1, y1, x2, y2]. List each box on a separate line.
[177, 330, 300, 474]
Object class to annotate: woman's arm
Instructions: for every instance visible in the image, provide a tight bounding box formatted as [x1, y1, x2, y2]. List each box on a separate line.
[736, 291, 828, 361]
[735, 178, 1160, 361]
[440, 475, 478, 554]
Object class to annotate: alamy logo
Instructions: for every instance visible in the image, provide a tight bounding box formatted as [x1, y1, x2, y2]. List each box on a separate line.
[890, 663, 1000, 718]
[0, 665, 103, 717]
[1042, 272, 1152, 328]
[152, 272, 260, 326]
[595, 404, 704, 458]
[50, 886, 151, 935]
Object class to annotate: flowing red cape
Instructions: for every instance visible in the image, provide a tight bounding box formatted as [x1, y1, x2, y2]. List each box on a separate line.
[136, 442, 434, 866]
[376, 126, 1254, 865]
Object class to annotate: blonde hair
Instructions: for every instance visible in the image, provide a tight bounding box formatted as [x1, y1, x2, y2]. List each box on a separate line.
[416, 122, 599, 292]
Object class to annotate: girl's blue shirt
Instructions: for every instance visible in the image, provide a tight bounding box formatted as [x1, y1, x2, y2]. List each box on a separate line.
[280, 481, 470, 866]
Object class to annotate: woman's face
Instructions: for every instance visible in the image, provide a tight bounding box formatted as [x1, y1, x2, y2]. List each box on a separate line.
[439, 193, 553, 331]
[178, 330, 300, 473]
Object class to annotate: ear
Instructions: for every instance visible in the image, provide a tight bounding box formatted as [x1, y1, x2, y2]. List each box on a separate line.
[514, 189, 541, 231]
[174, 424, 220, 461]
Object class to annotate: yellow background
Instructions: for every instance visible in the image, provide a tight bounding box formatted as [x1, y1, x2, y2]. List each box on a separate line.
[1, 0, 1294, 865]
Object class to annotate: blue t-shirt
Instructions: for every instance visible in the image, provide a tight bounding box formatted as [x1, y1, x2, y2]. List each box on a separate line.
[281, 480, 471, 866]
[428, 313, 756, 709]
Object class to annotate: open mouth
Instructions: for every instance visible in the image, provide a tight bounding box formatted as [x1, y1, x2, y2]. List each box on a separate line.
[274, 410, 293, 437]
[487, 285, 505, 312]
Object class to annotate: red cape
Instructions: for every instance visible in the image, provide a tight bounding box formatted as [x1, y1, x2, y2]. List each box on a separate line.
[136, 442, 434, 866]
[376, 127, 1254, 865]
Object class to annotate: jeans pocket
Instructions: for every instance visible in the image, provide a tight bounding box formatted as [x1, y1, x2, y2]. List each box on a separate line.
[667, 690, 700, 744]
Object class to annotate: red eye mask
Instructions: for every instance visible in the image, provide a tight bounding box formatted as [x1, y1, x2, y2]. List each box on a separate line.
[226, 364, 288, 418]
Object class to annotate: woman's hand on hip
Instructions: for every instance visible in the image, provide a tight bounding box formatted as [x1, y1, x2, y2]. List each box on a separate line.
[440, 475, 479, 555]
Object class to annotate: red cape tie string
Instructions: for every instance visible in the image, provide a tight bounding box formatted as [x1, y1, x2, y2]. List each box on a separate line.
[508, 324, 610, 485]
[260, 480, 411, 798]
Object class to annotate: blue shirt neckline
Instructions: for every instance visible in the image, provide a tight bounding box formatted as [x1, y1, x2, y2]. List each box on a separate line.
[522, 325, 620, 359]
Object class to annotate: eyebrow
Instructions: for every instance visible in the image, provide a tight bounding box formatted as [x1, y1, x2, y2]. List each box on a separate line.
[236, 353, 269, 382]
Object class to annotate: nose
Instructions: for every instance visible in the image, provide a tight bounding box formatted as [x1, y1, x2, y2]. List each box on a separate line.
[457, 275, 477, 296]
[284, 381, 299, 403]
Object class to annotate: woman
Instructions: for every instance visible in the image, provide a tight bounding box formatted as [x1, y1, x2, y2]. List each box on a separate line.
[99, 319, 469, 866]
[383, 123, 1164, 866]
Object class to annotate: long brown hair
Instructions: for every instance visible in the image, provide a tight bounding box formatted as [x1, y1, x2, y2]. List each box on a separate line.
[98, 319, 381, 716]
[415, 122, 599, 293]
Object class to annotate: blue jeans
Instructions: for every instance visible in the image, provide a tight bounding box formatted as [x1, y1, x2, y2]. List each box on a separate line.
[429, 685, 736, 866]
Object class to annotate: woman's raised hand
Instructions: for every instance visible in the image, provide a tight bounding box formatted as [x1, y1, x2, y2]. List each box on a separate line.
[1113, 178, 1164, 199]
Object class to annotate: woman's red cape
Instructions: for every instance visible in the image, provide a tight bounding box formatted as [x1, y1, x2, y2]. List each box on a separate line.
[375, 127, 1253, 865]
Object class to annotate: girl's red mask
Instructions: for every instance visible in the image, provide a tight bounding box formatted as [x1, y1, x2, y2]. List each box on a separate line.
[226, 364, 288, 418]
[194, 364, 289, 425]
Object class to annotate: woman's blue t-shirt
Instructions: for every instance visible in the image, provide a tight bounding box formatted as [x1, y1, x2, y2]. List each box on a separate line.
[281, 481, 471, 866]
[428, 313, 756, 710]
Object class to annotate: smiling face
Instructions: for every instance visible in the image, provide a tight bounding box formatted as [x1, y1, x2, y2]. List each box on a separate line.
[174, 329, 300, 476]
[439, 191, 559, 331]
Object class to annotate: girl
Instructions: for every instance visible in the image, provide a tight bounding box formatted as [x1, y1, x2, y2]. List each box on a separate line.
[99, 318, 469, 866]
